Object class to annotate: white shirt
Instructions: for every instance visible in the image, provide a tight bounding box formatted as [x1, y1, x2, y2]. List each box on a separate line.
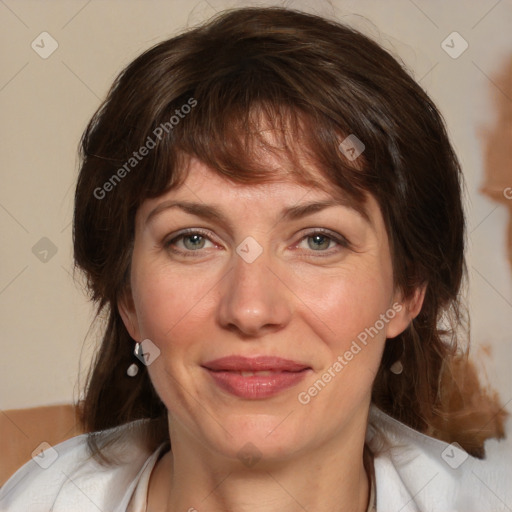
[1, 405, 511, 511]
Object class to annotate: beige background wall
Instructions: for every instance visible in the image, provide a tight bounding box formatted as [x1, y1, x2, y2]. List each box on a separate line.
[1, 0, 511, 414]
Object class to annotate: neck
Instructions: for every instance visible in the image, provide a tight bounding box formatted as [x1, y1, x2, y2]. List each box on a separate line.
[148, 416, 371, 512]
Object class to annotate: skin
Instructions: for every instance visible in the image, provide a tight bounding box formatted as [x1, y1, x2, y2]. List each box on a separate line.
[119, 153, 425, 512]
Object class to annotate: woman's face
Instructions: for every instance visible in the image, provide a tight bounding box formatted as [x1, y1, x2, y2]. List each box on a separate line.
[120, 153, 420, 463]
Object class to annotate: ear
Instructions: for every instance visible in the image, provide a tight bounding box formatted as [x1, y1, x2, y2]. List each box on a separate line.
[118, 287, 142, 342]
[385, 283, 427, 339]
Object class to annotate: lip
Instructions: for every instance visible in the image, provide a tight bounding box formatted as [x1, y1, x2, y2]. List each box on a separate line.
[202, 355, 310, 372]
[202, 356, 311, 399]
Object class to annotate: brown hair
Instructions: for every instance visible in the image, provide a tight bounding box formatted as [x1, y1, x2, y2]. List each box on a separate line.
[73, 6, 506, 463]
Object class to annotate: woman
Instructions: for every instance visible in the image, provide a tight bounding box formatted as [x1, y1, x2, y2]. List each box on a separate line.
[1, 6, 510, 512]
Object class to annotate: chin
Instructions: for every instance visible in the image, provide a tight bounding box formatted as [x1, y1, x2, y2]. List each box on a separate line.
[202, 412, 314, 465]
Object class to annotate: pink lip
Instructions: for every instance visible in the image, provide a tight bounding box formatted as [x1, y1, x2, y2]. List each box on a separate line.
[202, 356, 311, 399]
[202, 355, 310, 372]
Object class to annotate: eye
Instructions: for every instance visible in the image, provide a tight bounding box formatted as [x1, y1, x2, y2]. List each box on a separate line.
[163, 229, 217, 255]
[163, 227, 350, 258]
[295, 229, 350, 255]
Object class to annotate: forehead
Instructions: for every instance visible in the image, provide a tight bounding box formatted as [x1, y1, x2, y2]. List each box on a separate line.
[145, 151, 333, 198]
[139, 156, 377, 231]
[176, 156, 330, 200]
[145, 103, 374, 221]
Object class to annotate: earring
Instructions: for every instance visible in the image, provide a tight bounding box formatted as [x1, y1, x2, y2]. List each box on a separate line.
[389, 336, 405, 375]
[390, 360, 403, 375]
[126, 342, 143, 377]
[127, 363, 139, 377]
[134, 341, 144, 360]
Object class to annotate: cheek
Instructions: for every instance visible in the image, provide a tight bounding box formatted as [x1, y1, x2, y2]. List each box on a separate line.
[130, 261, 216, 410]
[132, 261, 205, 339]
[293, 264, 393, 426]
[291, 257, 394, 347]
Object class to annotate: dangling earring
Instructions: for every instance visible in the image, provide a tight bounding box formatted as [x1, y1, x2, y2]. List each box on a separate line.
[390, 360, 403, 375]
[127, 363, 139, 377]
[126, 342, 142, 377]
[389, 337, 405, 375]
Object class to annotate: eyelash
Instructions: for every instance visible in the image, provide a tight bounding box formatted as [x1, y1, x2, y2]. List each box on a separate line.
[163, 228, 351, 258]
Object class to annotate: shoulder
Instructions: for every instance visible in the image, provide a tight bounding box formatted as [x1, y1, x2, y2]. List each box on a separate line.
[368, 404, 512, 511]
[0, 419, 156, 512]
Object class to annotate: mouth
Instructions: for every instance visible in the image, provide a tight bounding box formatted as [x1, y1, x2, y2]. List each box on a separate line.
[202, 356, 312, 399]
[202, 355, 311, 372]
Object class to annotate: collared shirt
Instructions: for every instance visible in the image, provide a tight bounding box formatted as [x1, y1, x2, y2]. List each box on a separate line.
[1, 404, 511, 511]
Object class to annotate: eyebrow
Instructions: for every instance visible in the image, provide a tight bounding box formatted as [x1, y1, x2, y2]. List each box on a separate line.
[145, 197, 371, 228]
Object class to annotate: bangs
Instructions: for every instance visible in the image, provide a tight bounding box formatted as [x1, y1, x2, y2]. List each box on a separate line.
[146, 96, 372, 222]
[82, 14, 385, 223]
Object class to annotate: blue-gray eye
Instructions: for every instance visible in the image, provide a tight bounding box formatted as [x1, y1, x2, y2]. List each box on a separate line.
[182, 234, 206, 250]
[297, 230, 348, 253]
[164, 229, 215, 253]
[307, 234, 333, 251]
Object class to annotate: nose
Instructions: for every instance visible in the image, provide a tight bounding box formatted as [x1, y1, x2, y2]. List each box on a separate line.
[216, 245, 293, 338]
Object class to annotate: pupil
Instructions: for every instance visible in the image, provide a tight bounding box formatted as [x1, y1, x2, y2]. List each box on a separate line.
[309, 235, 329, 250]
[185, 235, 204, 249]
